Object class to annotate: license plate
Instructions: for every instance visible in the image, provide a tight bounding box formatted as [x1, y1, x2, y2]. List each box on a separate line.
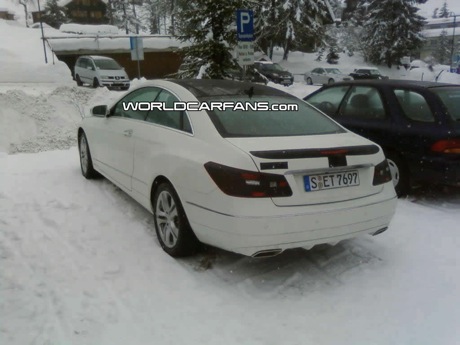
[304, 170, 360, 192]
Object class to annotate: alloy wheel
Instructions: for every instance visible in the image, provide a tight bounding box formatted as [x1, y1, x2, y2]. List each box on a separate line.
[155, 191, 179, 248]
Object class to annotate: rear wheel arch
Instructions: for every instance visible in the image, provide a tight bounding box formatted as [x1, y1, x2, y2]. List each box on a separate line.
[382, 148, 410, 197]
[150, 176, 200, 256]
[150, 175, 173, 210]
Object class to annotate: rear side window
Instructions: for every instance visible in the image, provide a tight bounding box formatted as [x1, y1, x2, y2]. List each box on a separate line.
[201, 96, 344, 138]
[394, 89, 435, 122]
[431, 87, 460, 121]
[305, 86, 350, 116]
[341, 86, 386, 119]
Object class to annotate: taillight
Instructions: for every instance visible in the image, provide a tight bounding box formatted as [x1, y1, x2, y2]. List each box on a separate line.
[431, 139, 460, 154]
[373, 159, 392, 186]
[204, 162, 292, 198]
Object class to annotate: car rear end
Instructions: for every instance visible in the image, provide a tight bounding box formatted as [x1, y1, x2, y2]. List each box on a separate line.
[421, 86, 460, 186]
[184, 89, 397, 257]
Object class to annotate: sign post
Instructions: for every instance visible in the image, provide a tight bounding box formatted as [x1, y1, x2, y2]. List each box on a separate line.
[130, 36, 144, 79]
[236, 9, 254, 79]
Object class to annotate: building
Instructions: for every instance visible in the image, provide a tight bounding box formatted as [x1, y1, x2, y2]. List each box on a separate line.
[0, 8, 15, 20]
[420, 17, 460, 64]
[31, 0, 108, 25]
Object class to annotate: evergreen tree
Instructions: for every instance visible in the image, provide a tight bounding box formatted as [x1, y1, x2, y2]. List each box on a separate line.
[175, 0, 256, 79]
[438, 1, 450, 18]
[432, 7, 438, 19]
[280, 0, 332, 60]
[362, 0, 427, 68]
[41, 0, 67, 28]
[110, 0, 143, 34]
[435, 29, 451, 64]
[256, 0, 285, 59]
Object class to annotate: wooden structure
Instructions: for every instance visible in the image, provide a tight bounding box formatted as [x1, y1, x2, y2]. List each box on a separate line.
[47, 36, 185, 80]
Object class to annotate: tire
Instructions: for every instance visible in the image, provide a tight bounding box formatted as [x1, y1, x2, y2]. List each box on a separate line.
[153, 183, 200, 257]
[386, 152, 410, 197]
[306, 77, 313, 85]
[78, 132, 99, 179]
[75, 74, 83, 86]
[328, 78, 335, 85]
[93, 77, 100, 88]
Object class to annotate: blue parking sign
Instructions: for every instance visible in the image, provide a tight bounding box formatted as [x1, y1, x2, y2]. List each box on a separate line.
[236, 9, 254, 42]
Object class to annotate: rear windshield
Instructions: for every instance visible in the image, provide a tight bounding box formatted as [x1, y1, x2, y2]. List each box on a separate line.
[432, 87, 460, 121]
[94, 59, 122, 70]
[200, 96, 344, 137]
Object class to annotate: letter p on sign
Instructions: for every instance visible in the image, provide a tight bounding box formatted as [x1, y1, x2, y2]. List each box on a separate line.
[236, 9, 254, 42]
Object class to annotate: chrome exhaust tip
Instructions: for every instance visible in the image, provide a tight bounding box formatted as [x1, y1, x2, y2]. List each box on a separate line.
[251, 249, 283, 258]
[372, 227, 388, 236]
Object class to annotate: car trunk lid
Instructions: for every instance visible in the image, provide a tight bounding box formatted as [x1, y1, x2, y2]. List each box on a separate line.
[226, 133, 385, 206]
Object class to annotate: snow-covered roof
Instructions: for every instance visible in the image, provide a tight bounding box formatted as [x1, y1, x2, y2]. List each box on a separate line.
[0, 7, 14, 13]
[60, 24, 119, 35]
[422, 27, 460, 38]
[29, 0, 107, 12]
[425, 17, 456, 25]
[47, 35, 189, 53]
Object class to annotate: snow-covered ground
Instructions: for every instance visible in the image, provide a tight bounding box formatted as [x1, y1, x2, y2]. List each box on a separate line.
[1, 147, 460, 345]
[1, 10, 460, 344]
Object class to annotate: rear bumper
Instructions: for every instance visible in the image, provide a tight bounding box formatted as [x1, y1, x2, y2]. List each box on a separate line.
[186, 186, 397, 256]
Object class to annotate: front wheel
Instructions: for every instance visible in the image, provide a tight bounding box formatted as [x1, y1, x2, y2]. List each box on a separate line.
[328, 78, 335, 85]
[78, 132, 99, 179]
[386, 152, 410, 197]
[93, 77, 100, 88]
[75, 74, 83, 86]
[306, 77, 313, 85]
[153, 183, 200, 257]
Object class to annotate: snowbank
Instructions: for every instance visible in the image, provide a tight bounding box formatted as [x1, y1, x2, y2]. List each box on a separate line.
[0, 20, 73, 83]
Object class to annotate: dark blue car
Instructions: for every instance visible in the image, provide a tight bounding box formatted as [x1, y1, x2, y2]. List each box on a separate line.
[304, 80, 460, 196]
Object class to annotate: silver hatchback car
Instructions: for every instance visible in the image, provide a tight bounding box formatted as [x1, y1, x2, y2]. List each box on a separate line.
[74, 55, 130, 90]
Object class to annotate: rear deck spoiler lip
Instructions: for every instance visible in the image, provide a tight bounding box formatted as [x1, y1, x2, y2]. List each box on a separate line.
[250, 145, 380, 159]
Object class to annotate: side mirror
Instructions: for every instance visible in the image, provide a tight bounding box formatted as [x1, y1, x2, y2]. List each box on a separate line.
[92, 105, 108, 116]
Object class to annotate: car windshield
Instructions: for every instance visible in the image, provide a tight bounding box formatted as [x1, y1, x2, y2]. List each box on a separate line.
[261, 63, 284, 72]
[368, 69, 381, 76]
[432, 87, 460, 121]
[199, 95, 344, 137]
[325, 68, 341, 74]
[94, 59, 122, 70]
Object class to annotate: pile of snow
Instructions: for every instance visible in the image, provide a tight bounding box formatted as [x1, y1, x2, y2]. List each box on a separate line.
[0, 85, 121, 154]
[60, 23, 120, 35]
[0, 20, 72, 83]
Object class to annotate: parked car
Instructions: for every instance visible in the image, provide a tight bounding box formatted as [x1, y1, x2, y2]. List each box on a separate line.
[304, 67, 352, 85]
[304, 80, 460, 196]
[78, 79, 396, 258]
[74, 55, 130, 90]
[349, 67, 388, 80]
[226, 65, 269, 84]
[254, 61, 294, 85]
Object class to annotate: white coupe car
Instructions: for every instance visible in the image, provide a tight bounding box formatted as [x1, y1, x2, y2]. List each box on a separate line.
[304, 67, 352, 85]
[78, 79, 397, 258]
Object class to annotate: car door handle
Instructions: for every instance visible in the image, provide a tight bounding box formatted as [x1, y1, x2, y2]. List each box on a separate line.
[123, 129, 133, 137]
